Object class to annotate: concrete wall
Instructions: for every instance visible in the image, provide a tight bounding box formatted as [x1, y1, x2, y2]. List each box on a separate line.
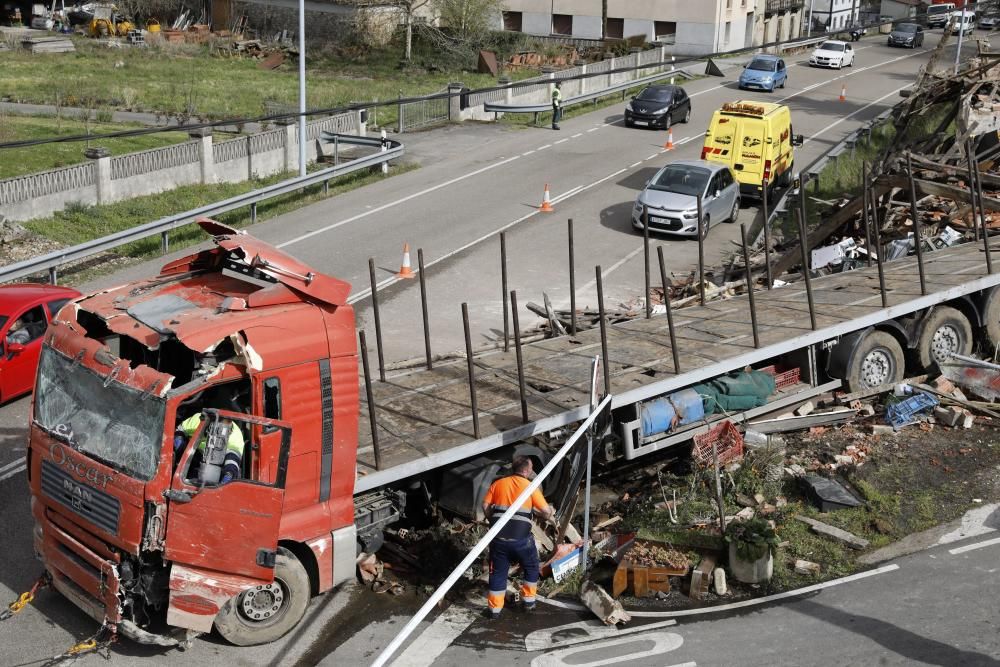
[573, 14, 603, 39]
[880, 0, 920, 20]
[0, 111, 364, 223]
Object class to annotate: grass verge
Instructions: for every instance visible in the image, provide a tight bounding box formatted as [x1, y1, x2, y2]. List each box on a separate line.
[22, 160, 418, 286]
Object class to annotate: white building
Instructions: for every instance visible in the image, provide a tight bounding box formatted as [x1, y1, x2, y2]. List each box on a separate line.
[501, 0, 762, 56]
[808, 0, 862, 31]
[758, 0, 806, 46]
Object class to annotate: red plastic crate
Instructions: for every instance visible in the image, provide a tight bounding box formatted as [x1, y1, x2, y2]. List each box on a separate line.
[760, 365, 802, 390]
[693, 420, 744, 466]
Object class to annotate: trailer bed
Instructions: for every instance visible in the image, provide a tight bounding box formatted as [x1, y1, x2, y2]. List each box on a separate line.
[354, 239, 1000, 493]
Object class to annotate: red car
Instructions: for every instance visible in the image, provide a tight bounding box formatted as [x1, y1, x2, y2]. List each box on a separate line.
[0, 284, 81, 403]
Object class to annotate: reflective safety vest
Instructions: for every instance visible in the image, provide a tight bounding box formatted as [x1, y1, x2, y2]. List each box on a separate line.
[483, 474, 550, 540]
[552, 87, 562, 107]
[180, 413, 245, 458]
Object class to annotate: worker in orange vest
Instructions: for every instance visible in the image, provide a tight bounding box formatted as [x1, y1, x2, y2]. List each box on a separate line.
[481, 455, 555, 620]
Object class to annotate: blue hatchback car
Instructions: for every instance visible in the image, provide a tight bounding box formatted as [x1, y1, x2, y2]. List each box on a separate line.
[738, 55, 788, 93]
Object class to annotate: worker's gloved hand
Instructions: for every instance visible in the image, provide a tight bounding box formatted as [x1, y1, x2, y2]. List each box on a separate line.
[220, 472, 234, 485]
[173, 435, 185, 452]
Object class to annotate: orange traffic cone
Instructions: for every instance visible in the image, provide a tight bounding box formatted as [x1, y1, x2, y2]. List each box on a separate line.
[539, 183, 554, 212]
[664, 128, 675, 151]
[396, 243, 415, 279]
[839, 84, 847, 102]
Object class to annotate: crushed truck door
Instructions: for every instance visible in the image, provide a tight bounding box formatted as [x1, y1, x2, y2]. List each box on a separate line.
[163, 409, 292, 632]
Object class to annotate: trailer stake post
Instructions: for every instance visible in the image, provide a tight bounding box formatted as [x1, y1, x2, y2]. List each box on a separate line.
[643, 206, 652, 319]
[862, 163, 873, 268]
[359, 330, 383, 471]
[368, 258, 386, 382]
[657, 247, 682, 374]
[418, 248, 432, 370]
[501, 232, 510, 351]
[972, 146, 994, 274]
[595, 266, 611, 396]
[741, 224, 760, 348]
[906, 153, 928, 295]
[461, 303, 480, 439]
[796, 207, 818, 331]
[510, 290, 529, 424]
[568, 219, 577, 335]
[762, 177, 773, 289]
[965, 139, 981, 242]
[869, 177, 889, 308]
[697, 195, 706, 306]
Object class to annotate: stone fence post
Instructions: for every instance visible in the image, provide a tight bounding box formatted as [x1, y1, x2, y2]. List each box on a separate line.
[189, 127, 214, 184]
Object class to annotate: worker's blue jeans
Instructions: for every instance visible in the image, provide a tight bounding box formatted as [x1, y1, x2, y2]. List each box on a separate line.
[487, 537, 539, 612]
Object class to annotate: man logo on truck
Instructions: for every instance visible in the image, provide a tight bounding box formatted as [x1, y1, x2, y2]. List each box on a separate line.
[62, 478, 94, 511]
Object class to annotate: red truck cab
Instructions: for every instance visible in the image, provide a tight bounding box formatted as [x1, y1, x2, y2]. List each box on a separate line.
[29, 220, 360, 646]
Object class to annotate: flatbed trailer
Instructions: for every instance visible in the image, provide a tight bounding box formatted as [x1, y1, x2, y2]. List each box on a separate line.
[356, 237, 1000, 492]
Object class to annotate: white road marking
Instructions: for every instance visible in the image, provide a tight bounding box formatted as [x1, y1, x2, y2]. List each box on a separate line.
[276, 155, 522, 250]
[572, 133, 583, 138]
[523, 150, 536, 156]
[776, 50, 923, 105]
[525, 619, 677, 652]
[538, 564, 900, 615]
[0, 462, 26, 482]
[646, 153, 658, 160]
[949, 536, 1000, 555]
[630, 162, 642, 168]
[530, 632, 684, 667]
[587, 128, 599, 132]
[937, 503, 999, 545]
[538, 144, 552, 150]
[552, 185, 584, 203]
[390, 604, 476, 667]
[555, 138, 569, 145]
[0, 458, 25, 476]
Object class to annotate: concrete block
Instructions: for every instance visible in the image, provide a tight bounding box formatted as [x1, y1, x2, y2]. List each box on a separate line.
[933, 406, 962, 427]
[871, 425, 896, 436]
[580, 580, 631, 626]
[713, 567, 728, 595]
[795, 401, 815, 417]
[795, 515, 870, 549]
[794, 559, 821, 575]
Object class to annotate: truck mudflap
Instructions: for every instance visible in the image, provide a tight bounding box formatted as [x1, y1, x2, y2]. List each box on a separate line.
[166, 563, 267, 634]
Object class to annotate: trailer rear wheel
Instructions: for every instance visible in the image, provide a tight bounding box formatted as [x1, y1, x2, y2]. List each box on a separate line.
[981, 288, 1000, 353]
[915, 306, 972, 370]
[845, 331, 904, 392]
[214, 547, 310, 646]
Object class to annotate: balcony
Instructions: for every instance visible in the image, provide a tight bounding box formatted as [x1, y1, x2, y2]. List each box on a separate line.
[764, 0, 804, 13]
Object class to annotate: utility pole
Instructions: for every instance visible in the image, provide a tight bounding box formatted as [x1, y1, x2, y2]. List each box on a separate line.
[807, 0, 814, 37]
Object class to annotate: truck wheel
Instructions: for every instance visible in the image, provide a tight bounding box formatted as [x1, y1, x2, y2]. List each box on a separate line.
[214, 547, 310, 646]
[914, 306, 972, 370]
[845, 331, 904, 392]
[982, 288, 1000, 352]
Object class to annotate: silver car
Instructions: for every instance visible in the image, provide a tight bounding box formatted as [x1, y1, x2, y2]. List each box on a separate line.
[631, 160, 741, 238]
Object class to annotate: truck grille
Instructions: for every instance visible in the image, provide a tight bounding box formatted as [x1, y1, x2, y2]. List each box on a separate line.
[41, 460, 120, 536]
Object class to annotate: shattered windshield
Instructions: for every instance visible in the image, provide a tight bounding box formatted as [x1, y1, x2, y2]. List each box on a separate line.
[35, 345, 166, 481]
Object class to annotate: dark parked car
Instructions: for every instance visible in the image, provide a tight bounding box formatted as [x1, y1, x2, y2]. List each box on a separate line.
[624, 85, 691, 129]
[888, 23, 924, 48]
[0, 284, 81, 403]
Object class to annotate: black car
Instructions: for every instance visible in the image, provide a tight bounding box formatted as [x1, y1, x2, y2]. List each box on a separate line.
[624, 85, 691, 129]
[888, 23, 924, 48]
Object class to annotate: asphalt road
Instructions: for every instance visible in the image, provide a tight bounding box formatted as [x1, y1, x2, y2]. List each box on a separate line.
[0, 31, 980, 666]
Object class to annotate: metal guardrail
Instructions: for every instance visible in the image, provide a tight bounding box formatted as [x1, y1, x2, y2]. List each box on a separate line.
[483, 66, 694, 116]
[0, 134, 403, 285]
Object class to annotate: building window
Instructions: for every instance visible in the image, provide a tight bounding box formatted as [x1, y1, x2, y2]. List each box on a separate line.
[725, 21, 732, 44]
[606, 17, 624, 39]
[727, 0, 732, 8]
[552, 13, 572, 35]
[503, 11, 522, 32]
[654, 20, 676, 40]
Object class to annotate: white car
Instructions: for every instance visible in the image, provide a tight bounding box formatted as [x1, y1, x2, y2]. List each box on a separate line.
[809, 40, 855, 69]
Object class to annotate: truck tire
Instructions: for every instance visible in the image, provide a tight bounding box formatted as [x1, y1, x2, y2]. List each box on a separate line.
[981, 288, 1000, 353]
[845, 331, 904, 392]
[914, 306, 972, 370]
[214, 547, 310, 646]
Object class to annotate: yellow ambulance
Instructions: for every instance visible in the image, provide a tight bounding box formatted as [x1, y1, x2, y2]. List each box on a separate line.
[701, 101, 803, 201]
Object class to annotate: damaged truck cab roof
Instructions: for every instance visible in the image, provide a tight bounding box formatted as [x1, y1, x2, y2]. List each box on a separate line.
[58, 218, 353, 376]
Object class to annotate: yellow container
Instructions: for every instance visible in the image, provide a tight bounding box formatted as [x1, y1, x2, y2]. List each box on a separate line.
[146, 18, 160, 33]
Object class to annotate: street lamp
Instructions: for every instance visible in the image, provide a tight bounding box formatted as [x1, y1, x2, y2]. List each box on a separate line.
[298, 0, 307, 177]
